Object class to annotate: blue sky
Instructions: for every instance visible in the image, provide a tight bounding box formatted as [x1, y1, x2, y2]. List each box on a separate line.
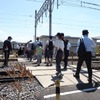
[0, 0, 100, 42]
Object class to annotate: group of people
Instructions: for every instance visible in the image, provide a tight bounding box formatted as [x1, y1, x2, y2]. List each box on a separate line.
[25, 37, 43, 66]
[53, 30, 96, 84]
[2, 29, 96, 83]
[44, 33, 71, 69]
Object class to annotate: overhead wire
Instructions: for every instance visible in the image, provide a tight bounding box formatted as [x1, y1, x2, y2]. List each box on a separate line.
[59, 0, 100, 11]
[0, 0, 100, 34]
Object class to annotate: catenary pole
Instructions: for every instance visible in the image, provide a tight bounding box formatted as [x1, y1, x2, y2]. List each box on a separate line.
[34, 10, 37, 42]
[34, 0, 56, 39]
[49, 0, 52, 36]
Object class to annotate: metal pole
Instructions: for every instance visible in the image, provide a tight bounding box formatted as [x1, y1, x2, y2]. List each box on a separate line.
[57, 0, 59, 9]
[55, 80, 60, 100]
[49, 0, 52, 36]
[34, 10, 37, 42]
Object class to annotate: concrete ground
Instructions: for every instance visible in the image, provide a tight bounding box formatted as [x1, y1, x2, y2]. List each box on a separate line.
[18, 57, 100, 100]
[18, 58, 100, 87]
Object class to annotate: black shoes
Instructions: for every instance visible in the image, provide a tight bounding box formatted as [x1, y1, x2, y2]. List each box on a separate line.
[62, 68, 67, 71]
[50, 63, 52, 66]
[73, 73, 80, 79]
[88, 78, 92, 83]
[56, 72, 63, 78]
[46, 63, 52, 66]
[73, 74, 92, 83]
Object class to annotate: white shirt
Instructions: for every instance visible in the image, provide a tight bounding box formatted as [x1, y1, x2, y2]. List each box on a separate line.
[55, 39, 64, 51]
[67, 42, 71, 50]
[76, 35, 96, 52]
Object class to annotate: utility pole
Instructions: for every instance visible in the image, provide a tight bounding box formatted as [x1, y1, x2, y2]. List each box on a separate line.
[49, 0, 52, 36]
[34, 0, 57, 40]
[34, 10, 37, 41]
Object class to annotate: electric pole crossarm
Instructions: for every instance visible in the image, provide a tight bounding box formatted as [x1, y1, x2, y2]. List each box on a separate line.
[34, 0, 58, 41]
[36, 0, 49, 24]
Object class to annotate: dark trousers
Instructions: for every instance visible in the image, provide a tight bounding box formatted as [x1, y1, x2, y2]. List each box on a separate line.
[27, 50, 33, 61]
[76, 52, 92, 80]
[56, 49, 63, 73]
[47, 50, 53, 64]
[64, 50, 69, 68]
[4, 51, 10, 66]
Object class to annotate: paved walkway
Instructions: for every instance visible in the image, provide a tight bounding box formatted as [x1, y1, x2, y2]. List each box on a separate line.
[18, 58, 100, 88]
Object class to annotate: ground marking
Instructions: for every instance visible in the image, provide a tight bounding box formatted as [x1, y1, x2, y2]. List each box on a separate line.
[44, 86, 100, 99]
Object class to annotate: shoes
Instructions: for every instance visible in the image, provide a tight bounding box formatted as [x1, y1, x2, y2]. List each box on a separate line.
[88, 78, 92, 83]
[56, 73, 63, 78]
[50, 63, 52, 66]
[73, 73, 80, 79]
[46, 64, 49, 66]
[0, 66, 4, 68]
[63, 67, 67, 70]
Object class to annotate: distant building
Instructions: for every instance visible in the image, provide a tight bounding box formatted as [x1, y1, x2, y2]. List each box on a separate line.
[97, 42, 100, 46]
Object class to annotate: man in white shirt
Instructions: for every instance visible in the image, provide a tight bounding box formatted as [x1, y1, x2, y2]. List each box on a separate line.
[55, 33, 64, 77]
[74, 30, 96, 83]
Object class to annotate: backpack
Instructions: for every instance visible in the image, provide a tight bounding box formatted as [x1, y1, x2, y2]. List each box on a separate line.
[48, 40, 54, 50]
[31, 43, 36, 50]
[77, 39, 86, 57]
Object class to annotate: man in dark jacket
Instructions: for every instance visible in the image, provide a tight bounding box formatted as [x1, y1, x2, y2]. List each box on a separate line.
[3, 36, 12, 66]
[61, 33, 69, 70]
[73, 30, 96, 83]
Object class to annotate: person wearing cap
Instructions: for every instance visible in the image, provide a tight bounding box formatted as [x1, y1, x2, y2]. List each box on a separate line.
[34, 37, 43, 63]
[3, 36, 12, 66]
[55, 33, 64, 77]
[35, 37, 43, 47]
[73, 30, 96, 83]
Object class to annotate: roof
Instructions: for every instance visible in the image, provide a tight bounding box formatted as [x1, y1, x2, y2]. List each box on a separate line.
[40, 35, 100, 40]
[92, 36, 100, 40]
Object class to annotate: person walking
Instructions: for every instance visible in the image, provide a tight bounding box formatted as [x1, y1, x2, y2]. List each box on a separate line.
[63, 39, 71, 70]
[26, 42, 33, 61]
[35, 37, 43, 47]
[35, 45, 43, 66]
[45, 36, 54, 66]
[55, 33, 64, 77]
[73, 30, 96, 83]
[35, 37, 43, 63]
[61, 33, 71, 70]
[3, 36, 12, 66]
